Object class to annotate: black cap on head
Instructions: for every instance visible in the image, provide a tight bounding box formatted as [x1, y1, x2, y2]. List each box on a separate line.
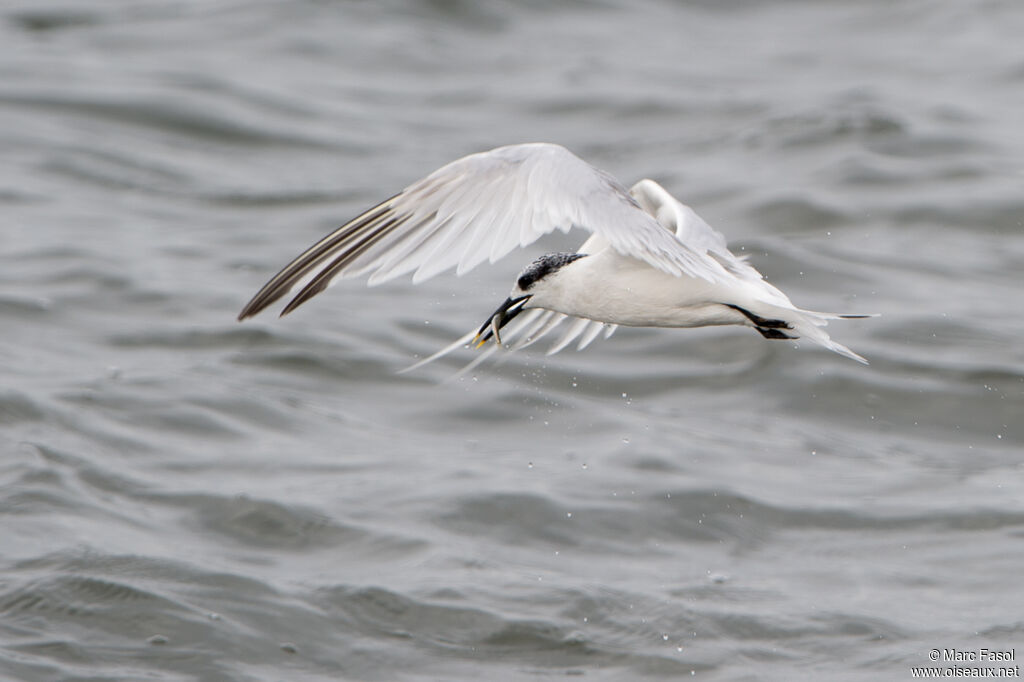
[516, 252, 587, 291]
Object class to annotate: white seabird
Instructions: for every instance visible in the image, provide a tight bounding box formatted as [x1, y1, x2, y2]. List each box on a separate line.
[238, 143, 872, 370]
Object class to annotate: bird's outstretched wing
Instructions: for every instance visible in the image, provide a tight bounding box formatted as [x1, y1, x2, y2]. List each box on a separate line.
[400, 310, 618, 375]
[238, 143, 731, 320]
[629, 178, 795, 307]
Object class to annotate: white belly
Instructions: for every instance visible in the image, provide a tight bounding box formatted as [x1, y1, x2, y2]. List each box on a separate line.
[539, 250, 750, 328]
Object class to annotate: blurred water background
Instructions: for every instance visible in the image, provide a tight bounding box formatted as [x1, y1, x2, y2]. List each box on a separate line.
[2, 1, 1023, 680]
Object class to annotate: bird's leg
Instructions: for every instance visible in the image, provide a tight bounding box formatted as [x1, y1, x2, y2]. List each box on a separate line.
[724, 304, 793, 329]
[755, 327, 798, 340]
[724, 304, 798, 340]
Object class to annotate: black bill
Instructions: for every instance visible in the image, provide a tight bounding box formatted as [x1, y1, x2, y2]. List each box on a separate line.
[474, 295, 531, 347]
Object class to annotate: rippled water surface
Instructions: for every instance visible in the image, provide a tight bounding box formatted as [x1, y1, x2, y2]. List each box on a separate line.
[3, 1, 1023, 680]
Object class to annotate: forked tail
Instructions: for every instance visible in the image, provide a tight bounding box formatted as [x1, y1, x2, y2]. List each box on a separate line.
[735, 301, 875, 364]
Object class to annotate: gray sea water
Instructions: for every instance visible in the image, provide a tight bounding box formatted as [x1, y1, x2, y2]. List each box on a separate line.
[2, 1, 1023, 680]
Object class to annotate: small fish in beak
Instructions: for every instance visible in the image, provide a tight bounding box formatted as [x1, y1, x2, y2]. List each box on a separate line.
[473, 295, 531, 348]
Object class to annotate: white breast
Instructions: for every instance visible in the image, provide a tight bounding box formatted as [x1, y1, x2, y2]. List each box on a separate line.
[529, 248, 748, 329]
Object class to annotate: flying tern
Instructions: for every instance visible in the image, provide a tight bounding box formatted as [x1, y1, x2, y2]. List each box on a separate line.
[238, 143, 872, 370]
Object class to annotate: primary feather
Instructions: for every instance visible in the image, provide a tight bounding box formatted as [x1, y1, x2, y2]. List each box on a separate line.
[238, 143, 872, 368]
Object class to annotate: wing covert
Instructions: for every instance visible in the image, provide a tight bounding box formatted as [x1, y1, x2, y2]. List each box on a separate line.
[239, 143, 730, 320]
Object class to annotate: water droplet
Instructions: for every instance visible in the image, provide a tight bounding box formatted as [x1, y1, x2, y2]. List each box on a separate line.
[566, 512, 572, 518]
[147, 635, 168, 645]
[280, 642, 298, 654]
[662, 634, 669, 641]
[527, 462, 533, 469]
